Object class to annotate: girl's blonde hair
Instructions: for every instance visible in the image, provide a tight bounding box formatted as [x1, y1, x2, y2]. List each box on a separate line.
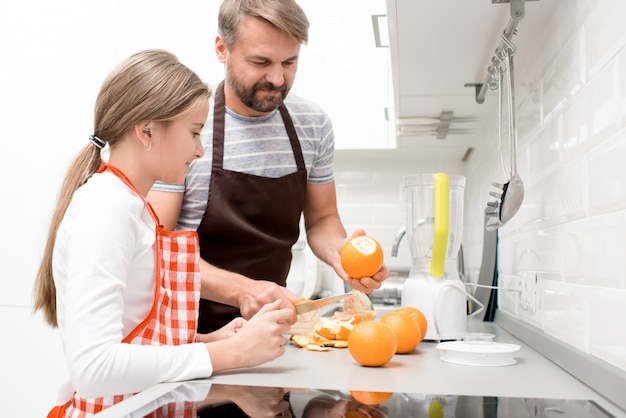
[33, 49, 210, 327]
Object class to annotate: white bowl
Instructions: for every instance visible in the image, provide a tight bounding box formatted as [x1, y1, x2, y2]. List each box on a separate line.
[436, 340, 521, 366]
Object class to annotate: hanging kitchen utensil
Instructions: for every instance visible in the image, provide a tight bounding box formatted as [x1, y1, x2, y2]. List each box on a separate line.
[485, 56, 507, 231]
[486, 35, 524, 231]
[471, 208, 498, 321]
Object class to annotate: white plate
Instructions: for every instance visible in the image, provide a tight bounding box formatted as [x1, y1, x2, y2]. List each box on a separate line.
[436, 340, 521, 367]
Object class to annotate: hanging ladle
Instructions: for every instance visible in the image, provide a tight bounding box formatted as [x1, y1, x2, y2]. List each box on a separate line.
[486, 35, 524, 231]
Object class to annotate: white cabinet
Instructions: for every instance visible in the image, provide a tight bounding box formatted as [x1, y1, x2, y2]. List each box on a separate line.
[294, 0, 396, 150]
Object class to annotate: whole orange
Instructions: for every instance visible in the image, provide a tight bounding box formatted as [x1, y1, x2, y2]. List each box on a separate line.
[347, 320, 397, 367]
[341, 236, 384, 279]
[380, 310, 421, 354]
[397, 306, 428, 341]
[350, 390, 393, 405]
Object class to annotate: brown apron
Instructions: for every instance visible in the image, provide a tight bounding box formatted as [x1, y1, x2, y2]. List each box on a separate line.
[196, 81, 307, 333]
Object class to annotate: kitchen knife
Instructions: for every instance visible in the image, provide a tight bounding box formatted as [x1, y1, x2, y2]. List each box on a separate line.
[294, 293, 352, 315]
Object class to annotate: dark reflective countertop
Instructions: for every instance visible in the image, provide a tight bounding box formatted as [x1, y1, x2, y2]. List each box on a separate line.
[111, 381, 616, 417]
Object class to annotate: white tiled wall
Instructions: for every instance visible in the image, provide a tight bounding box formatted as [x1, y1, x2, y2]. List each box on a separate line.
[334, 0, 626, 374]
[333, 156, 466, 274]
[490, 0, 626, 372]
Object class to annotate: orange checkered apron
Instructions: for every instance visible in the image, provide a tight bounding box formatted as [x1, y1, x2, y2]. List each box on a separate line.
[48, 164, 201, 417]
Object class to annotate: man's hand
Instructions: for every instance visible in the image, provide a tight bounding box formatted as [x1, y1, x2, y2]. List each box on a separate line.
[331, 229, 390, 294]
[199, 259, 299, 323]
[237, 280, 299, 323]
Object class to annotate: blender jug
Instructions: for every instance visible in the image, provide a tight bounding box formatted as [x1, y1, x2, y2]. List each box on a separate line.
[401, 173, 482, 340]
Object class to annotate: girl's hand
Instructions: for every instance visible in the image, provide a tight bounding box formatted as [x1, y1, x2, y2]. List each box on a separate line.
[231, 300, 293, 368]
[197, 317, 246, 343]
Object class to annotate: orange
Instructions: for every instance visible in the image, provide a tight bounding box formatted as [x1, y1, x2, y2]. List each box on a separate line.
[380, 310, 421, 354]
[313, 317, 355, 341]
[397, 306, 428, 341]
[347, 320, 397, 367]
[336, 309, 376, 325]
[341, 236, 384, 279]
[350, 390, 393, 405]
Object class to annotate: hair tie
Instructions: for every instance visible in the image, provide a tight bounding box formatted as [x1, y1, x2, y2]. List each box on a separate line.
[89, 134, 106, 149]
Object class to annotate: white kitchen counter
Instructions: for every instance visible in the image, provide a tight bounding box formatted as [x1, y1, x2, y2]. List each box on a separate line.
[99, 316, 626, 417]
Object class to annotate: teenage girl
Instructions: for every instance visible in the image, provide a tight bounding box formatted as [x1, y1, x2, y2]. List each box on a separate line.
[33, 49, 294, 417]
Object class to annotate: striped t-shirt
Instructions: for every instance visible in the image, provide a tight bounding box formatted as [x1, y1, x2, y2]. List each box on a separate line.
[152, 91, 336, 231]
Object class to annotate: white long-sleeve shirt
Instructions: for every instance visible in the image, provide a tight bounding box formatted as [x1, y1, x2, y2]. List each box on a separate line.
[52, 171, 212, 401]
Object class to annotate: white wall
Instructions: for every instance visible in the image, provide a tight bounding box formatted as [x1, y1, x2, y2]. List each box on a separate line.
[467, 0, 626, 372]
[333, 154, 466, 272]
[0, 0, 224, 308]
[0, 2, 225, 415]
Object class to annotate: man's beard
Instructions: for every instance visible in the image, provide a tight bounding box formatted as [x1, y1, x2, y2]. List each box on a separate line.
[227, 67, 289, 113]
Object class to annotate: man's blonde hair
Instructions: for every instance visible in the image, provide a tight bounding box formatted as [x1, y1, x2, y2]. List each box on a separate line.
[218, 0, 309, 48]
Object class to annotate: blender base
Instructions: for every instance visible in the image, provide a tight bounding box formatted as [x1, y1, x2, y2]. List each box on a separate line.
[401, 275, 468, 341]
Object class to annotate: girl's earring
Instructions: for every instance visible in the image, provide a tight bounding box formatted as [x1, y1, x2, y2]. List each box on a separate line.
[141, 127, 152, 151]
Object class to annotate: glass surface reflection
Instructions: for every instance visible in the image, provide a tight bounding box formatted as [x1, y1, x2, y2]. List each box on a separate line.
[123, 381, 615, 418]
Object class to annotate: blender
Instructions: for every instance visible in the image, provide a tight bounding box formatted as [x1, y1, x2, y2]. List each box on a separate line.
[401, 173, 483, 340]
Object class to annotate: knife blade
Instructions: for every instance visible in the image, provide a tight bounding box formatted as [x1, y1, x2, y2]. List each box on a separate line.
[294, 293, 352, 315]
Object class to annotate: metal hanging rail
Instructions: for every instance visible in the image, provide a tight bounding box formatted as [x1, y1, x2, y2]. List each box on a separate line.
[471, 0, 538, 104]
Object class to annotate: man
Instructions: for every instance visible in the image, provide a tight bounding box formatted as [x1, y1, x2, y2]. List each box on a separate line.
[149, 0, 390, 333]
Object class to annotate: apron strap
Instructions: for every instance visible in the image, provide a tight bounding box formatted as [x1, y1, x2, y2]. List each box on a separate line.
[98, 163, 162, 227]
[47, 401, 70, 418]
[212, 81, 226, 170]
[278, 105, 306, 172]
